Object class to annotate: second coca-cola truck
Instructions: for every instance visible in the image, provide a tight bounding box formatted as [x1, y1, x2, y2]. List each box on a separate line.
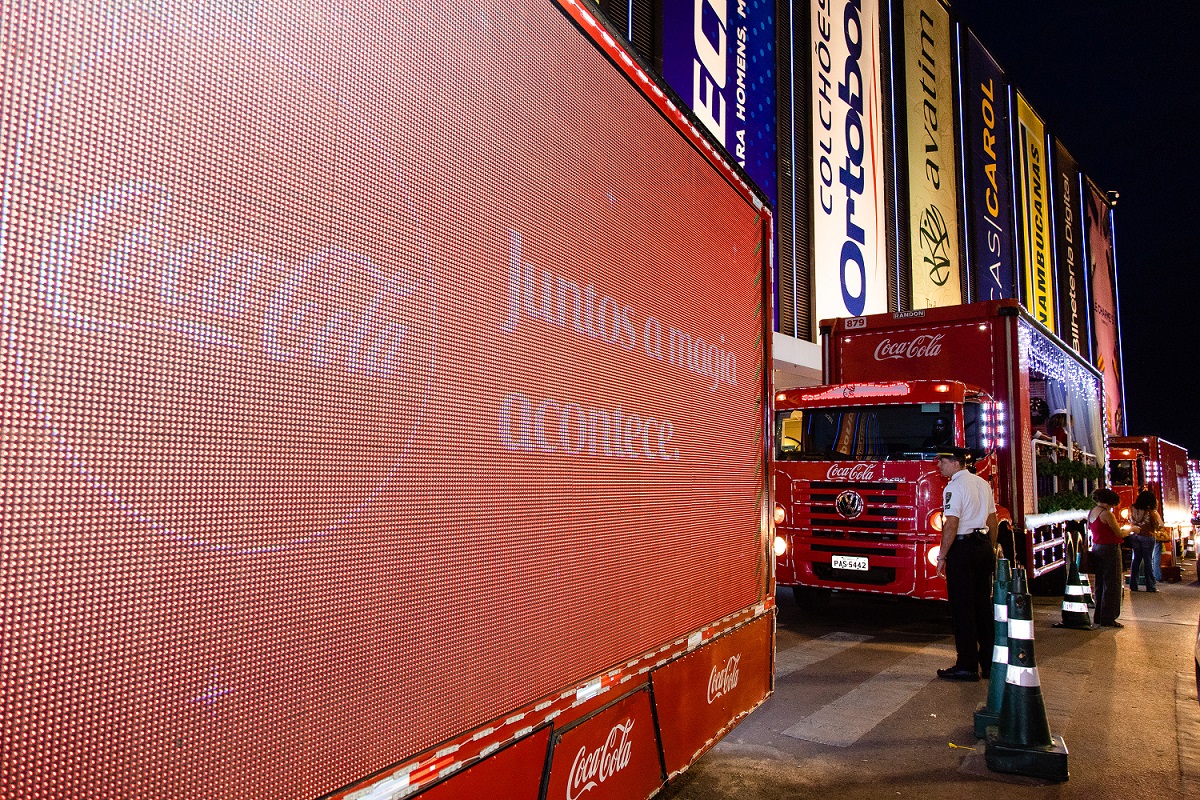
[0, 2, 775, 798]
[773, 300, 1107, 600]
[1109, 436, 1195, 567]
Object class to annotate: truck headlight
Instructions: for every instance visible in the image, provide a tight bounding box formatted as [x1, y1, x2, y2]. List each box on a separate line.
[773, 504, 786, 525]
[773, 536, 788, 557]
[927, 545, 941, 567]
[928, 510, 944, 532]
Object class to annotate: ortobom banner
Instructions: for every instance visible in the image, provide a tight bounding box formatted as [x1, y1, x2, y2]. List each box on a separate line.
[1052, 140, 1089, 359]
[1015, 92, 1055, 332]
[1084, 179, 1125, 435]
[810, 0, 889, 325]
[903, 0, 960, 309]
[661, 0, 777, 202]
[962, 31, 1015, 301]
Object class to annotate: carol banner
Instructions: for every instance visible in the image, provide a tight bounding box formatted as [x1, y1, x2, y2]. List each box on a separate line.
[661, 0, 777, 202]
[1015, 92, 1055, 332]
[1084, 180, 1125, 435]
[903, 0, 961, 308]
[961, 31, 1015, 301]
[1052, 140, 1089, 358]
[810, 0, 889, 324]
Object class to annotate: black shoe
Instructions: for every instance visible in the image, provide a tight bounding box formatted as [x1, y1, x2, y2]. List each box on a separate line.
[1146, 588, 1158, 592]
[937, 666, 980, 682]
[1099, 621, 1124, 628]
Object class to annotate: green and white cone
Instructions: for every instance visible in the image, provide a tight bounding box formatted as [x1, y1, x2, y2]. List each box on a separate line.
[1054, 542, 1098, 630]
[974, 557, 1011, 738]
[985, 567, 1069, 781]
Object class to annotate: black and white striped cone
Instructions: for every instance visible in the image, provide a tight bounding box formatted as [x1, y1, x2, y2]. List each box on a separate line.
[1077, 563, 1096, 609]
[1053, 542, 1098, 630]
[985, 567, 1069, 782]
[974, 558, 1012, 737]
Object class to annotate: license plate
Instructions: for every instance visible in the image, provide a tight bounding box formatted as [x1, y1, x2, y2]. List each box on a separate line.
[832, 555, 869, 571]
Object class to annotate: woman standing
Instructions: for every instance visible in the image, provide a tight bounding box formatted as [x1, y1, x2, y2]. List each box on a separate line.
[1089, 488, 1126, 627]
[1129, 490, 1163, 591]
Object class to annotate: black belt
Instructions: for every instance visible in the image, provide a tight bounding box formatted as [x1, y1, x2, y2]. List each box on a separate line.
[955, 529, 989, 540]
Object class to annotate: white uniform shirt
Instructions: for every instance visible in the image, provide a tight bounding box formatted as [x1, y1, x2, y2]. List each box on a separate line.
[942, 469, 996, 531]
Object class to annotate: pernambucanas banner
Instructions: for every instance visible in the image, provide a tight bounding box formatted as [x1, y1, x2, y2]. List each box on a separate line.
[811, 0, 889, 324]
[1015, 92, 1055, 332]
[661, 0, 777, 202]
[1084, 179, 1126, 435]
[962, 31, 1016, 301]
[1052, 140, 1090, 358]
[903, 0, 961, 308]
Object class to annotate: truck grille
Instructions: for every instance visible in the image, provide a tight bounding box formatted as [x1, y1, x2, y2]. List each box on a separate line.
[791, 479, 917, 539]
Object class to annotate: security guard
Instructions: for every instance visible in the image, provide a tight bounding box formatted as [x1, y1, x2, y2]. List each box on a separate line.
[934, 447, 998, 681]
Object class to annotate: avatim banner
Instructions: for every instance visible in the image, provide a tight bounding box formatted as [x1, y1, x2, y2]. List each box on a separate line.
[903, 0, 961, 308]
[811, 0, 889, 325]
[1015, 92, 1055, 332]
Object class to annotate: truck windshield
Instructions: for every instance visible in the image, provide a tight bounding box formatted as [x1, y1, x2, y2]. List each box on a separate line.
[775, 403, 956, 461]
[1109, 459, 1136, 487]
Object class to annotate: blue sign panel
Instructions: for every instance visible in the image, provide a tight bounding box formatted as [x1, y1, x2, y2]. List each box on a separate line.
[661, 0, 777, 204]
[962, 31, 1015, 300]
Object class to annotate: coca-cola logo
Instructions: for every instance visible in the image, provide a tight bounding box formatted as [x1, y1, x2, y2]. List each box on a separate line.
[825, 463, 877, 481]
[707, 654, 741, 703]
[2, 6, 436, 554]
[567, 719, 635, 800]
[873, 333, 944, 361]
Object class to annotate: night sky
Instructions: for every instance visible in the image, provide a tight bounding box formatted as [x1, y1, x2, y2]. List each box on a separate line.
[949, 1, 1200, 456]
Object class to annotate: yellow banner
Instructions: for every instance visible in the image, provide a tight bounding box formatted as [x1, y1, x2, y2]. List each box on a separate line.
[1016, 93, 1054, 331]
[904, 0, 960, 308]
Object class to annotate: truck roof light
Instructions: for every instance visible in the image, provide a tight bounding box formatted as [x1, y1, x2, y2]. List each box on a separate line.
[934, 384, 949, 392]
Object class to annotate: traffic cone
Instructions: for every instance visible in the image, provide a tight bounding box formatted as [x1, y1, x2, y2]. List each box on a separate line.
[974, 557, 1011, 738]
[1080, 563, 1099, 606]
[1053, 541, 1098, 630]
[985, 567, 1069, 782]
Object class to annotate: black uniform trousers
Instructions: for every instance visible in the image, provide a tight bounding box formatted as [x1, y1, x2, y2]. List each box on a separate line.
[945, 532, 995, 673]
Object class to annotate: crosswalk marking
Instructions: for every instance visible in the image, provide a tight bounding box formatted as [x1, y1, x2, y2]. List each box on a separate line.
[775, 632, 872, 680]
[781, 641, 954, 747]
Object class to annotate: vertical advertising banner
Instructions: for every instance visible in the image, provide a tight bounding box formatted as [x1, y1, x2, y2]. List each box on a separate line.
[1015, 93, 1055, 331]
[962, 32, 1015, 301]
[903, 0, 961, 308]
[661, 0, 778, 202]
[810, 0, 889, 324]
[1052, 140, 1089, 358]
[1085, 181, 1125, 434]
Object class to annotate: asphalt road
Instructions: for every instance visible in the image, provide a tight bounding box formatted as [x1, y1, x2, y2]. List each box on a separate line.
[659, 563, 1200, 800]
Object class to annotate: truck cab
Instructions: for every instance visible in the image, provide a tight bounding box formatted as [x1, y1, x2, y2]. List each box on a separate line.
[774, 300, 1107, 601]
[773, 380, 1005, 600]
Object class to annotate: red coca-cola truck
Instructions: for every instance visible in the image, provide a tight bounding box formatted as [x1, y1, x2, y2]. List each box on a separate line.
[0, 2, 775, 798]
[1109, 437, 1195, 569]
[773, 300, 1107, 600]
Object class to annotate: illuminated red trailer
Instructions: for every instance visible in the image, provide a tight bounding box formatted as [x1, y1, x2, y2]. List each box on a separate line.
[0, 2, 774, 798]
[772, 300, 1107, 601]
